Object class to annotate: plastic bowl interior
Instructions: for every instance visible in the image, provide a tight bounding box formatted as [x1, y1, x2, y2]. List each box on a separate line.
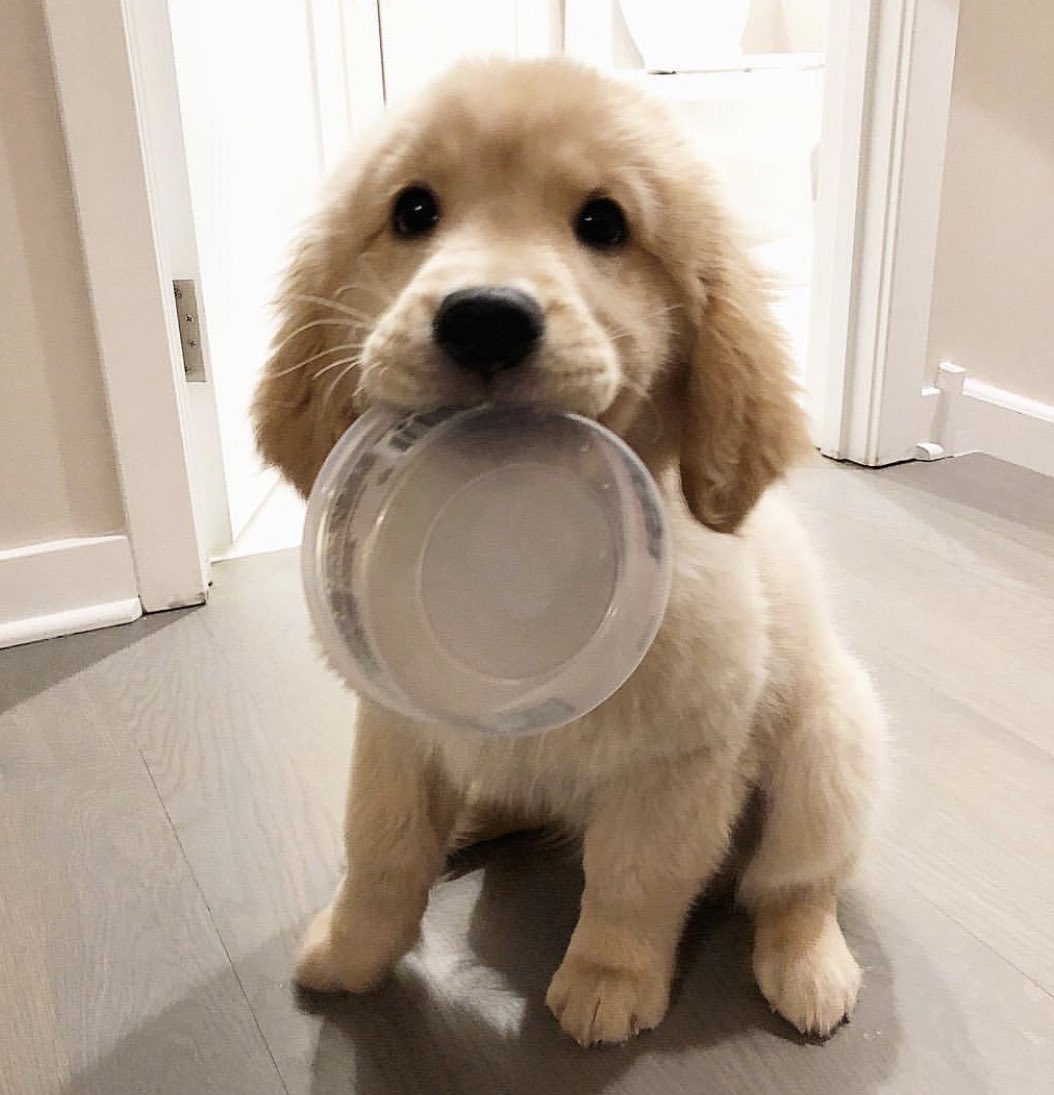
[302, 404, 672, 735]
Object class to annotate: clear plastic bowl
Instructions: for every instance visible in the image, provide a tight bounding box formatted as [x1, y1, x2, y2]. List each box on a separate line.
[302, 404, 672, 735]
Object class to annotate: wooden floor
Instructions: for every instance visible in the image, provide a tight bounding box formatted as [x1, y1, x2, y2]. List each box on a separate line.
[1, 454, 1052, 1095]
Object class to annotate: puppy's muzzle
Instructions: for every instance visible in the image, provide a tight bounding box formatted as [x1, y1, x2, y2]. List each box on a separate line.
[433, 286, 544, 378]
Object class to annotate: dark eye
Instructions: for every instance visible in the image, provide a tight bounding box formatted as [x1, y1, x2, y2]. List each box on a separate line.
[392, 186, 440, 239]
[574, 196, 628, 250]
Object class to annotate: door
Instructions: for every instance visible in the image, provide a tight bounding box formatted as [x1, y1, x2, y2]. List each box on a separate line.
[151, 1, 384, 556]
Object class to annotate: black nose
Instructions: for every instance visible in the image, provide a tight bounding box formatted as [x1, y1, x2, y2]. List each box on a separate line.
[433, 287, 544, 376]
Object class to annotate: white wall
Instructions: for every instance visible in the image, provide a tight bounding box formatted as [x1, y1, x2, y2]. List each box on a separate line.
[928, 0, 1054, 406]
[0, 0, 138, 647]
[0, 0, 124, 550]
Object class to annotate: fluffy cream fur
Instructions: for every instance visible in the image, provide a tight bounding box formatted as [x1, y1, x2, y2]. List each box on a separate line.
[254, 58, 884, 1046]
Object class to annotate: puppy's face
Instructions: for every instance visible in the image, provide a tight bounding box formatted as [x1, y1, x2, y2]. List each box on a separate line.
[256, 60, 808, 532]
[348, 85, 677, 423]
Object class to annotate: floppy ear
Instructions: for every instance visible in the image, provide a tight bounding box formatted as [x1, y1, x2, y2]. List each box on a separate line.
[251, 220, 356, 498]
[678, 242, 812, 533]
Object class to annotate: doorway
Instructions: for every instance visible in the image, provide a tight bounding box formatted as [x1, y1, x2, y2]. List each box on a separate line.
[171, 0, 832, 560]
[45, 0, 960, 609]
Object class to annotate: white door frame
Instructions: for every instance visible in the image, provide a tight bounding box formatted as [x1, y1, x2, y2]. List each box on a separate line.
[43, 0, 209, 612]
[806, 0, 961, 466]
[44, 0, 961, 610]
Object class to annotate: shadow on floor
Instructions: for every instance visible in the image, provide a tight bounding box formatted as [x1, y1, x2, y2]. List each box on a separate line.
[57, 828, 1031, 1094]
[862, 453, 1054, 542]
[0, 606, 198, 714]
[297, 836, 905, 1095]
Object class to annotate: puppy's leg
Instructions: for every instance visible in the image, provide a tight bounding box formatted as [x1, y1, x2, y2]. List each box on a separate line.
[547, 755, 748, 1045]
[740, 654, 883, 1036]
[297, 709, 459, 993]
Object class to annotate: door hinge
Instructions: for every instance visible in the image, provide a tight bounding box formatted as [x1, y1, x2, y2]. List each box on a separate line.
[173, 280, 207, 382]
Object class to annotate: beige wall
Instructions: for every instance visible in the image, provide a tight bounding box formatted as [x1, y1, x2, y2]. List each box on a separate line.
[928, 0, 1054, 405]
[0, 0, 124, 550]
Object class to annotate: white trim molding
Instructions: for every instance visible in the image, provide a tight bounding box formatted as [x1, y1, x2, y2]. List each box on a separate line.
[43, 0, 209, 612]
[918, 364, 1054, 479]
[0, 535, 142, 649]
[807, 0, 961, 466]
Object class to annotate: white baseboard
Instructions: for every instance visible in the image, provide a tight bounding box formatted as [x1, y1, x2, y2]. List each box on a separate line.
[0, 598, 143, 650]
[918, 365, 1054, 479]
[0, 534, 142, 650]
[957, 379, 1054, 479]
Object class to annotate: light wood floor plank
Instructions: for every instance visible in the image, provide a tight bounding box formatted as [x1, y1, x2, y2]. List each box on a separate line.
[0, 753, 287, 1095]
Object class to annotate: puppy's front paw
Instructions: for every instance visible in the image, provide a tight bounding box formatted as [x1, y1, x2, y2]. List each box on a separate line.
[295, 903, 413, 994]
[546, 955, 670, 1046]
[753, 915, 861, 1038]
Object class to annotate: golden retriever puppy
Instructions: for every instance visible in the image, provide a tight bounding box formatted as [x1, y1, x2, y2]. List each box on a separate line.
[253, 58, 884, 1046]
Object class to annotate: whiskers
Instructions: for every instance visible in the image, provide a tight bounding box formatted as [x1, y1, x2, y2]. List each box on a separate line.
[320, 355, 364, 416]
[318, 254, 398, 316]
[264, 262, 394, 410]
[268, 340, 363, 379]
[285, 292, 372, 324]
[269, 340, 364, 409]
[268, 318, 361, 365]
